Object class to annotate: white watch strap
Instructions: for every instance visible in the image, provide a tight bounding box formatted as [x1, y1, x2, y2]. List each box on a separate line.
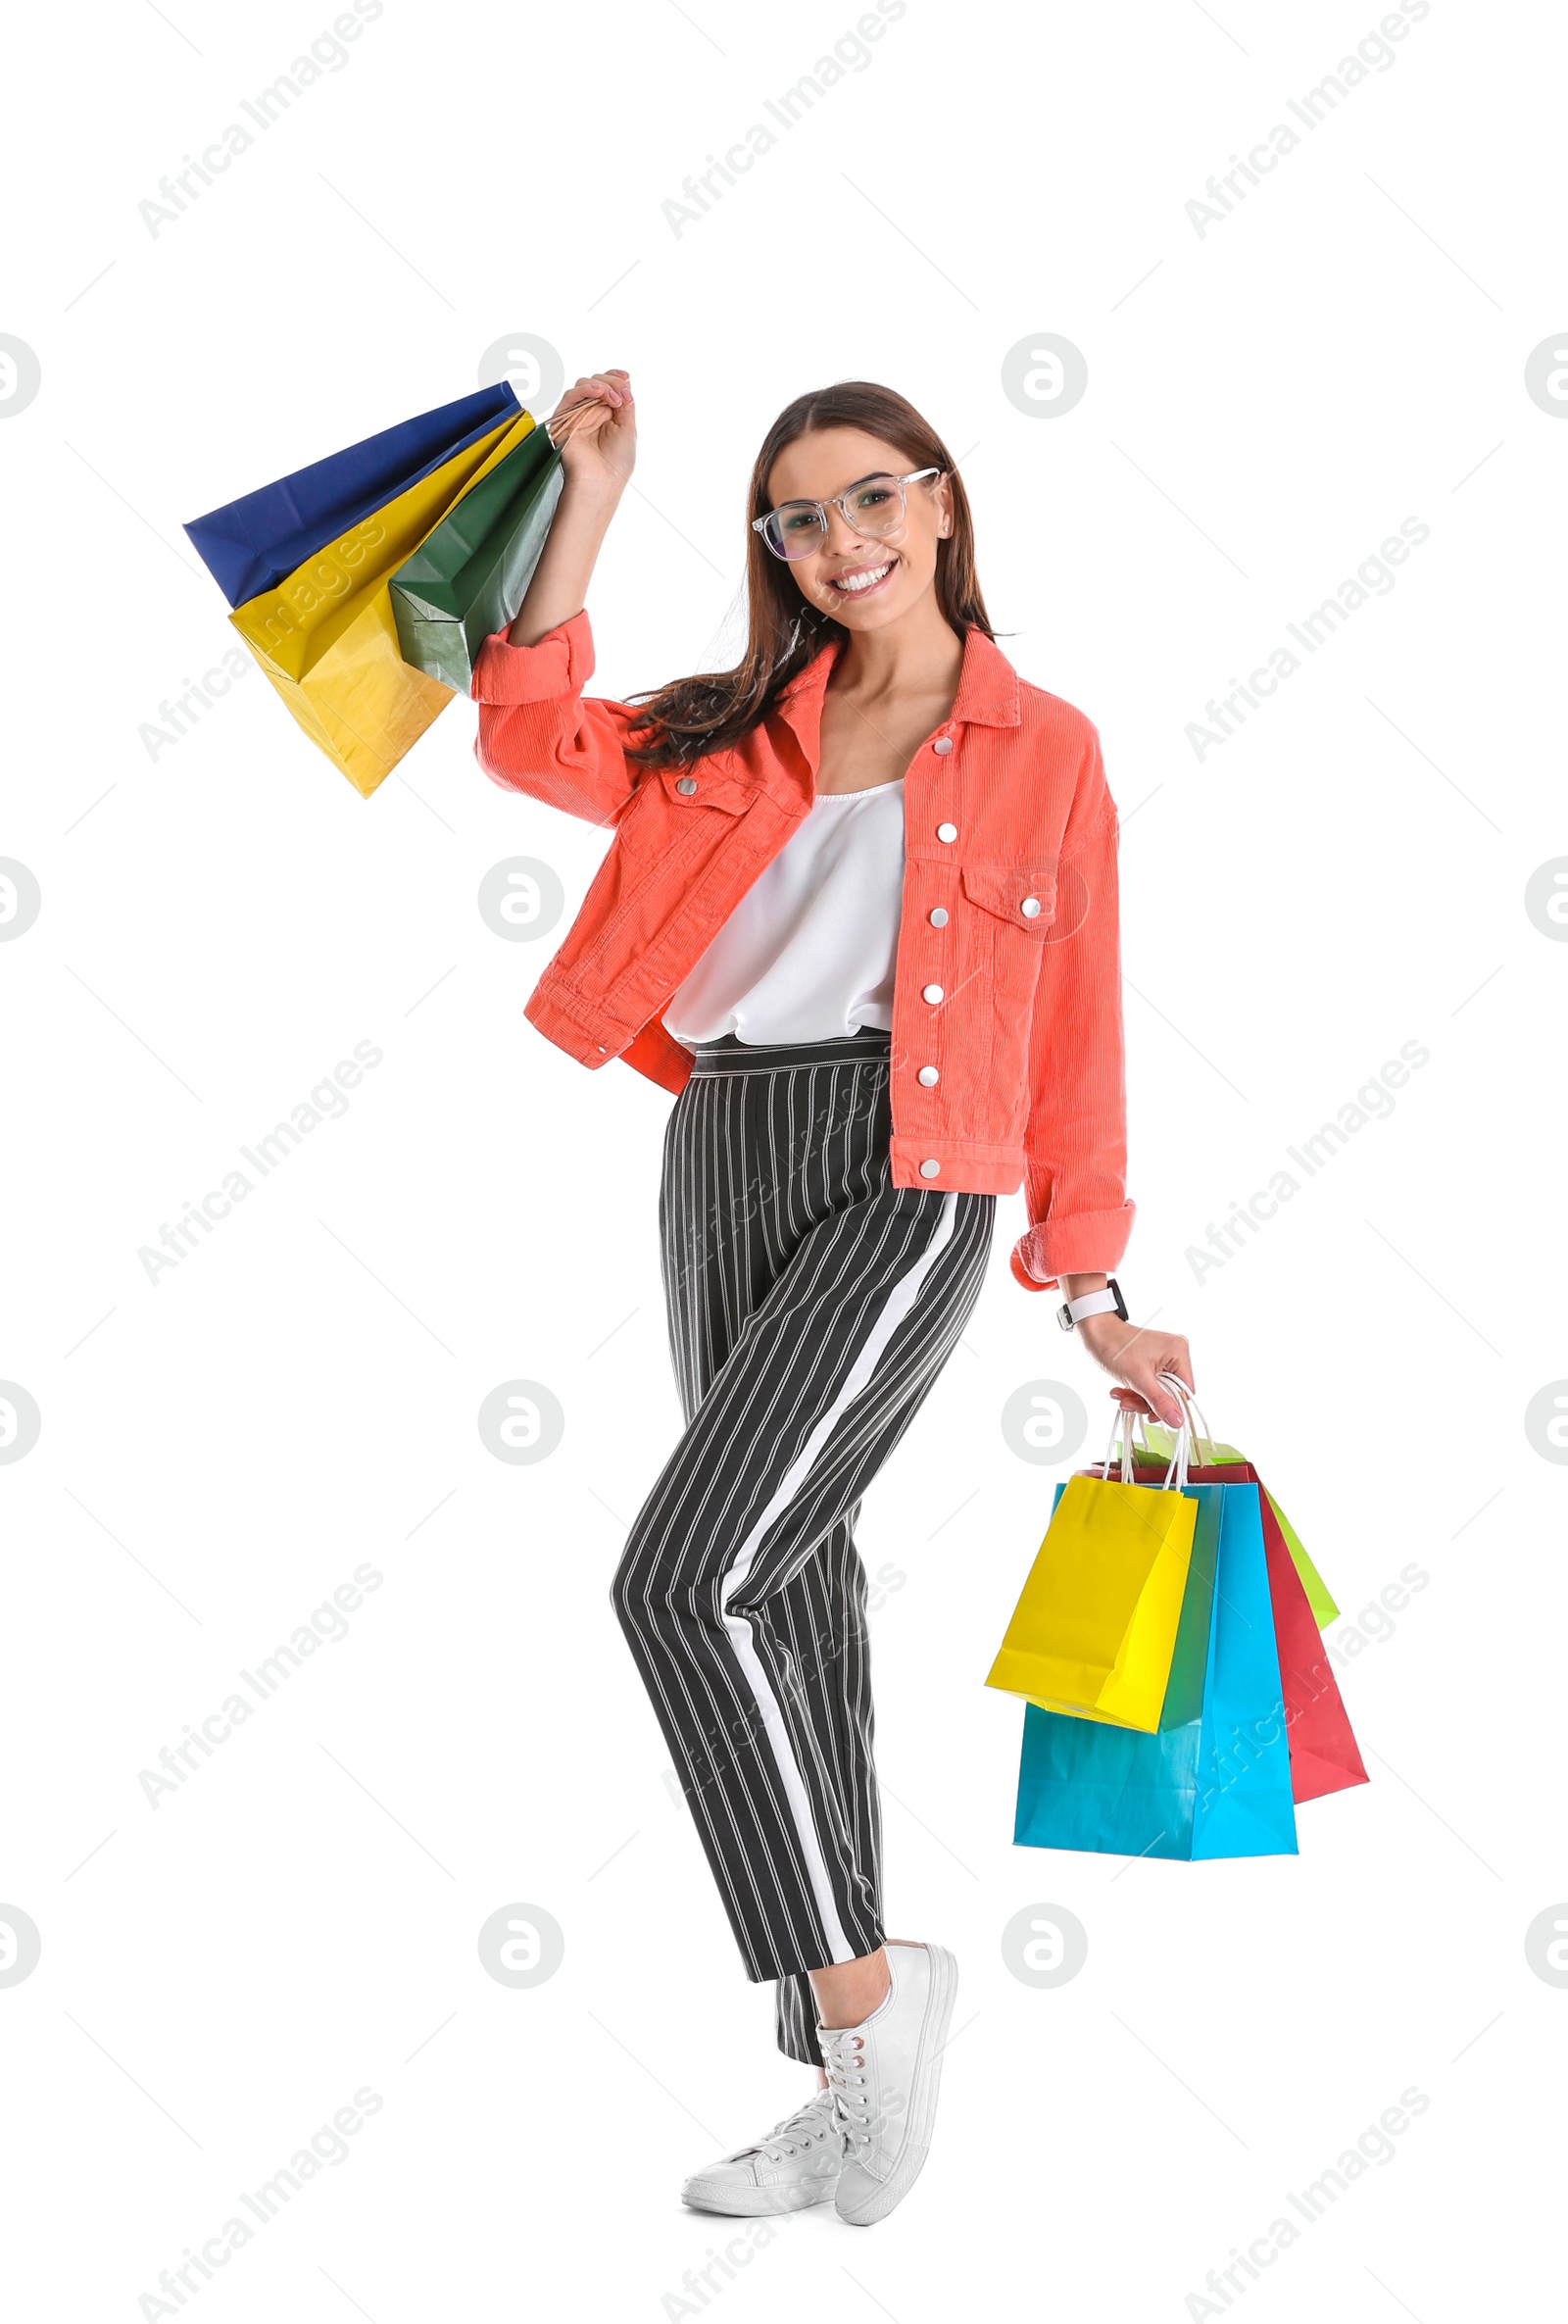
[1064, 1287, 1119, 1324]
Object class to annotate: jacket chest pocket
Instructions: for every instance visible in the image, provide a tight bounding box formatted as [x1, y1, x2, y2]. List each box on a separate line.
[654, 764, 760, 816]
[958, 861, 1055, 1007]
[961, 861, 1055, 940]
[574, 761, 761, 973]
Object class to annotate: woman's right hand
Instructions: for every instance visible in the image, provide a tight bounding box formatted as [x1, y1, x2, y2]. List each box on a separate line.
[552, 369, 636, 495]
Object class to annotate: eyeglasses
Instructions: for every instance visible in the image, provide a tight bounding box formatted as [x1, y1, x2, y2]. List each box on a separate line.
[752, 469, 944, 562]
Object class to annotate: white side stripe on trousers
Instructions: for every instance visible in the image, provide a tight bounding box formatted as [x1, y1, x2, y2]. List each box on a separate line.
[717, 1191, 960, 1965]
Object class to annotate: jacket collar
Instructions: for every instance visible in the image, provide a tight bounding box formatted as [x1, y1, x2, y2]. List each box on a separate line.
[776, 622, 1021, 730]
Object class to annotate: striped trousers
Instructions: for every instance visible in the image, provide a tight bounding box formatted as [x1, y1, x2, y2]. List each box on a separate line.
[612, 1027, 995, 2064]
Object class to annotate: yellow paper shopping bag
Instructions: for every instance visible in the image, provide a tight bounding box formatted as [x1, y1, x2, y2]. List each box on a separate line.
[230, 409, 535, 797]
[985, 1462, 1199, 1732]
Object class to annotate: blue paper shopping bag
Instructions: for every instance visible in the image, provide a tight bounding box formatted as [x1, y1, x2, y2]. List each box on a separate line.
[183, 381, 521, 607]
[1012, 1481, 1298, 1860]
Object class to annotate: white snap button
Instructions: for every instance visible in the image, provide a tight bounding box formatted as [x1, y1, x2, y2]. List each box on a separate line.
[919, 1159, 941, 1177]
[1021, 896, 1041, 917]
[676, 776, 697, 795]
[928, 907, 949, 927]
[937, 822, 957, 843]
[921, 983, 944, 1005]
[918, 1065, 939, 1086]
[932, 736, 954, 755]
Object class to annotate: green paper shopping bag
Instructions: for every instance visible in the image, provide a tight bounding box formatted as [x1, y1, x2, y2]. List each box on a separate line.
[1124, 1449, 1368, 1805]
[1140, 1417, 1339, 1625]
[389, 420, 564, 691]
[228, 409, 532, 797]
[183, 381, 522, 608]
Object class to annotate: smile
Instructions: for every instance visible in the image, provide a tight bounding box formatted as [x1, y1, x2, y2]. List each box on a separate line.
[831, 560, 895, 597]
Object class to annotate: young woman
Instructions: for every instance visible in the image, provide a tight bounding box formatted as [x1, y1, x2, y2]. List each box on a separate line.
[472, 370, 1196, 2228]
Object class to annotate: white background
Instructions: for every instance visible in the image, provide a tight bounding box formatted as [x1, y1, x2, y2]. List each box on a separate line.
[2, 1, 1563, 2316]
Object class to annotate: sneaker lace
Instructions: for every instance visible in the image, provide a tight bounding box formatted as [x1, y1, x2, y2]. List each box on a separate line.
[818, 2028, 874, 2160]
[745, 2092, 835, 2166]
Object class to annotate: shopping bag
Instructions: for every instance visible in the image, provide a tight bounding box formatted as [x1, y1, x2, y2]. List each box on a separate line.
[1079, 1467, 1219, 1733]
[985, 1423, 1199, 1732]
[1128, 1457, 1365, 1804]
[389, 420, 564, 691]
[1257, 1494, 1368, 1804]
[184, 381, 521, 608]
[1125, 1383, 1365, 1805]
[1140, 1419, 1339, 1625]
[229, 409, 533, 798]
[1013, 1481, 1299, 1860]
[1265, 1490, 1339, 1628]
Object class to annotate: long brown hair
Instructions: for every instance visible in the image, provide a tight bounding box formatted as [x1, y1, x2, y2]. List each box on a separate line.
[624, 380, 993, 768]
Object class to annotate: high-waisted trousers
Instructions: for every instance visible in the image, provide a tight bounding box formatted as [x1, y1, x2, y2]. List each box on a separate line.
[611, 1026, 995, 2064]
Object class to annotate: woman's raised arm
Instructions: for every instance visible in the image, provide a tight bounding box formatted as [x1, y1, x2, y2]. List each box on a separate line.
[508, 369, 637, 646]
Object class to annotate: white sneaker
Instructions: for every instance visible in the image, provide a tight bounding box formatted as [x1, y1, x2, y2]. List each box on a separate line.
[817, 1941, 957, 2227]
[680, 2088, 842, 2217]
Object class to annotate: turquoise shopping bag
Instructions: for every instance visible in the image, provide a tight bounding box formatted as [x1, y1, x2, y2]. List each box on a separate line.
[1013, 1481, 1299, 1860]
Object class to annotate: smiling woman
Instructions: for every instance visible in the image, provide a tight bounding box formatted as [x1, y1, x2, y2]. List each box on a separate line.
[468, 366, 1196, 2230]
[620, 384, 983, 775]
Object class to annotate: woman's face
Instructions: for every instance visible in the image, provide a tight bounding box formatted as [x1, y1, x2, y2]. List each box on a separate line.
[761, 427, 953, 633]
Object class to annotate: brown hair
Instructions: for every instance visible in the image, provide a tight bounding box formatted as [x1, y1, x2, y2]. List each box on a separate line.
[624, 380, 993, 768]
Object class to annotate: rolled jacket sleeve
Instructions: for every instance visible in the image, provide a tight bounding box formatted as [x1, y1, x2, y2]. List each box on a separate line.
[1009, 725, 1137, 1292]
[471, 609, 643, 829]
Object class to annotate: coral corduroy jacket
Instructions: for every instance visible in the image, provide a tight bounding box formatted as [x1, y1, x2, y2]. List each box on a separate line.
[471, 611, 1135, 1292]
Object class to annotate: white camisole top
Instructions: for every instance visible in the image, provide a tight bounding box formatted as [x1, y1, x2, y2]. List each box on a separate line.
[662, 776, 906, 1047]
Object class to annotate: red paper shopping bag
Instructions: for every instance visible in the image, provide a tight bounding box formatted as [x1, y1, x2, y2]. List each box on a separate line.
[1128, 1457, 1367, 1805]
[1255, 1488, 1368, 1803]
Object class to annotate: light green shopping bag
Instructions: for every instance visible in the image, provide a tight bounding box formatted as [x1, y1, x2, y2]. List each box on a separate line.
[1139, 1420, 1339, 1627]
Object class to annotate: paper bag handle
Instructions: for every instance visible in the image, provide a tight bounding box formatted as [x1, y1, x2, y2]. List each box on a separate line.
[1135, 1373, 1220, 1469]
[1100, 1398, 1194, 1492]
[545, 396, 609, 448]
[1100, 1405, 1135, 1483]
[1153, 1373, 1204, 1490]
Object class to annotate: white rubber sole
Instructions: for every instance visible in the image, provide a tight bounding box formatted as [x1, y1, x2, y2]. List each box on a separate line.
[681, 2169, 838, 2219]
[835, 1943, 958, 2227]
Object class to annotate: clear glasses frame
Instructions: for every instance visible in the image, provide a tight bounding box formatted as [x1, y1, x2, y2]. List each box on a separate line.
[751, 467, 944, 561]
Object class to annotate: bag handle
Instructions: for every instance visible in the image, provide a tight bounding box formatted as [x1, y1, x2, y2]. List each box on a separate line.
[1160, 1409, 1194, 1494]
[1150, 1374, 1200, 1493]
[1096, 1404, 1135, 1482]
[1137, 1373, 1219, 1469]
[1178, 1386, 1217, 1458]
[545, 395, 608, 449]
[1100, 1397, 1195, 1493]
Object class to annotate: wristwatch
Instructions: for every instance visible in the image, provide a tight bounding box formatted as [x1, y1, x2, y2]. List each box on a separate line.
[1057, 1276, 1128, 1332]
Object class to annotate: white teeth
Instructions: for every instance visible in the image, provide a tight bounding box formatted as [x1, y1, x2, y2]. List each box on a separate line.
[837, 563, 892, 593]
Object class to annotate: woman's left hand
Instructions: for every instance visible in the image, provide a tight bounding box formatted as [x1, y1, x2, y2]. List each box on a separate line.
[1074, 1315, 1194, 1430]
